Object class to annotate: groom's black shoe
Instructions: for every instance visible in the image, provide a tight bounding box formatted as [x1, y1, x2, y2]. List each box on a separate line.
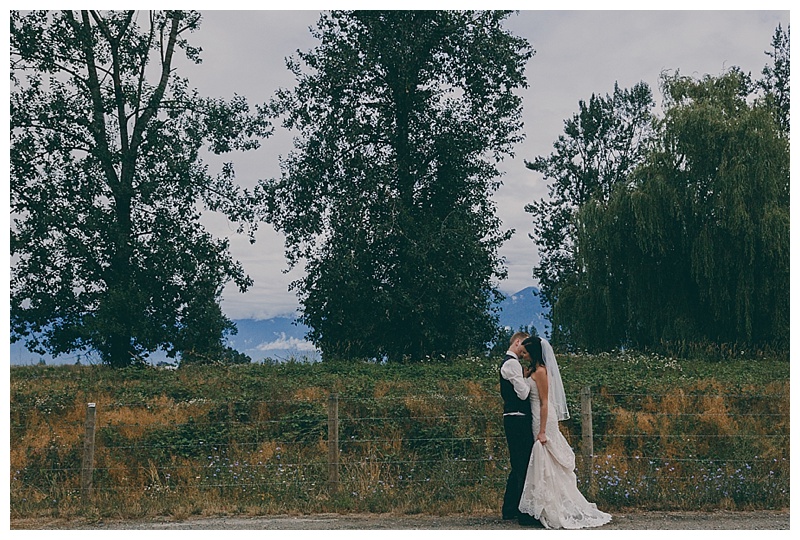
[502, 511, 520, 520]
[518, 515, 544, 528]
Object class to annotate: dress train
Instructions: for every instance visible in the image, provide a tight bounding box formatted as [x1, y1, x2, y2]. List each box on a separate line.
[518, 381, 611, 529]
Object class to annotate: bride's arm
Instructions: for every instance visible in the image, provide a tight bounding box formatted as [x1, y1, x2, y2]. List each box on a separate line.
[533, 365, 549, 443]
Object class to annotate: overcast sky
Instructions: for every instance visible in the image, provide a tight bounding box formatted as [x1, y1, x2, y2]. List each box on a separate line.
[184, 8, 789, 320]
[106, 8, 794, 320]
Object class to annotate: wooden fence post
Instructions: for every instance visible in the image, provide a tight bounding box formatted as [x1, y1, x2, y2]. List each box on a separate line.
[328, 393, 339, 492]
[81, 402, 97, 503]
[580, 386, 594, 487]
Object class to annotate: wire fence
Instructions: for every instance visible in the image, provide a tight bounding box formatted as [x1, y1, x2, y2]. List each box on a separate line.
[10, 387, 790, 513]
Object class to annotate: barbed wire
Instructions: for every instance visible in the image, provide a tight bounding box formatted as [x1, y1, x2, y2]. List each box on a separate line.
[21, 429, 790, 452]
[15, 436, 468, 453]
[12, 454, 788, 479]
[12, 450, 788, 476]
[9, 408, 789, 430]
[14, 461, 330, 474]
[9, 414, 499, 429]
[597, 392, 787, 398]
[9, 389, 788, 412]
[595, 433, 787, 439]
[10, 475, 510, 494]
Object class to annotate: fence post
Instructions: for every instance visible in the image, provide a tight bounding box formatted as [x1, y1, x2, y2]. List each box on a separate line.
[81, 402, 97, 503]
[580, 386, 594, 487]
[328, 392, 340, 492]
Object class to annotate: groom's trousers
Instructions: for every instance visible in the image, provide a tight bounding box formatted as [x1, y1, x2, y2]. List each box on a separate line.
[502, 413, 534, 518]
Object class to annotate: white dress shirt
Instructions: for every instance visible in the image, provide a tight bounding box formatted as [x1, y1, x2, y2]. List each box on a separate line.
[500, 350, 530, 415]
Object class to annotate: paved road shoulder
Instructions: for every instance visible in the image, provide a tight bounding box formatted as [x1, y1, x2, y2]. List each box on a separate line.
[11, 510, 790, 530]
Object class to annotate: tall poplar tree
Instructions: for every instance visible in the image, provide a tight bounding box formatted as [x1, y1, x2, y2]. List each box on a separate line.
[11, 10, 271, 366]
[525, 82, 656, 347]
[263, 11, 533, 361]
[758, 24, 790, 134]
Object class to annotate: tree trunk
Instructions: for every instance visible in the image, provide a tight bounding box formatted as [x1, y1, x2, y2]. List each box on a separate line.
[107, 192, 135, 367]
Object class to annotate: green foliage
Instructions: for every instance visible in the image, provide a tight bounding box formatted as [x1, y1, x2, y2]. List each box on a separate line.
[180, 345, 253, 367]
[528, 26, 789, 354]
[758, 24, 790, 133]
[573, 68, 789, 352]
[263, 10, 533, 362]
[10, 10, 271, 367]
[280, 402, 327, 443]
[135, 418, 230, 460]
[525, 82, 657, 348]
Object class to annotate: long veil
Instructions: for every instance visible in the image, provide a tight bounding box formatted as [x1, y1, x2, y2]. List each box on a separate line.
[541, 338, 569, 421]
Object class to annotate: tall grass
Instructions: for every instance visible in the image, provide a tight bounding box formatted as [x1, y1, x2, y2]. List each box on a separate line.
[10, 352, 789, 520]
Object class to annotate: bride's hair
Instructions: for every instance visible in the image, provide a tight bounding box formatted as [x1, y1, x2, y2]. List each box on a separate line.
[521, 336, 544, 371]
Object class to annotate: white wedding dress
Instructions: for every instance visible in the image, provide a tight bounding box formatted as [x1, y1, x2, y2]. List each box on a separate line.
[518, 378, 612, 529]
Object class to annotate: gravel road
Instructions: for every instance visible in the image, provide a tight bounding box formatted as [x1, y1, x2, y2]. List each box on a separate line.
[12, 510, 789, 530]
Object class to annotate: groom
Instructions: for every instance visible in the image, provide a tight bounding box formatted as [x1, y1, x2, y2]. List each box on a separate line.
[499, 331, 539, 526]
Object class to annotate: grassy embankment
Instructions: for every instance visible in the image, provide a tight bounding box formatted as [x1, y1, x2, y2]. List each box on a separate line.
[10, 351, 789, 520]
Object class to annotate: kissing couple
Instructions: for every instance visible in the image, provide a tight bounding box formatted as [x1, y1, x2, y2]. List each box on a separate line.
[500, 332, 612, 529]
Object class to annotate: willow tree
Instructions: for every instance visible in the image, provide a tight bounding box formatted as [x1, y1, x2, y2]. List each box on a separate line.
[11, 10, 271, 366]
[263, 11, 532, 361]
[576, 68, 789, 352]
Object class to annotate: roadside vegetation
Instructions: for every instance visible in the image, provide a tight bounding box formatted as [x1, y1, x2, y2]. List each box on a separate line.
[10, 351, 789, 520]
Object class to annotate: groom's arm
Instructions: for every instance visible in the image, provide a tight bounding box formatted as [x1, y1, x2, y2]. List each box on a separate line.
[500, 360, 531, 400]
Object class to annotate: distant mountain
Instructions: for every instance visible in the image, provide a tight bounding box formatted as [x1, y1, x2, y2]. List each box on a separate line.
[496, 286, 551, 338]
[8, 319, 317, 366]
[225, 316, 319, 363]
[9, 287, 550, 365]
[9, 341, 104, 366]
[228, 286, 551, 360]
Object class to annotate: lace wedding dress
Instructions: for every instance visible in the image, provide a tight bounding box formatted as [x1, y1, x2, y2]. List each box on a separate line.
[518, 379, 612, 529]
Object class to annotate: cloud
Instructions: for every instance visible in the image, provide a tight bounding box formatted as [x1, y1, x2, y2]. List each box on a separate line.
[256, 332, 317, 352]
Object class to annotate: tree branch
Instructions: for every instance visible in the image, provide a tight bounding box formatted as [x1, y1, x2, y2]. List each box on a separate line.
[133, 12, 157, 127]
[65, 10, 120, 193]
[129, 12, 180, 161]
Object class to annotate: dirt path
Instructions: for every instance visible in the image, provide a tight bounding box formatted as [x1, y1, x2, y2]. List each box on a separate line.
[11, 510, 789, 530]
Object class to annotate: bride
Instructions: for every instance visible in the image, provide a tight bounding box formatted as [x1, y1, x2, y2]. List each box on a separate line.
[517, 336, 612, 529]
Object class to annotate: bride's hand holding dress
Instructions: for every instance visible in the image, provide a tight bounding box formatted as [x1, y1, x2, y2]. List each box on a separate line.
[517, 337, 611, 530]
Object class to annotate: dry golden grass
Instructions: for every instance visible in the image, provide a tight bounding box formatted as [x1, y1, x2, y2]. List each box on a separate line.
[293, 386, 326, 402]
[403, 395, 444, 419]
